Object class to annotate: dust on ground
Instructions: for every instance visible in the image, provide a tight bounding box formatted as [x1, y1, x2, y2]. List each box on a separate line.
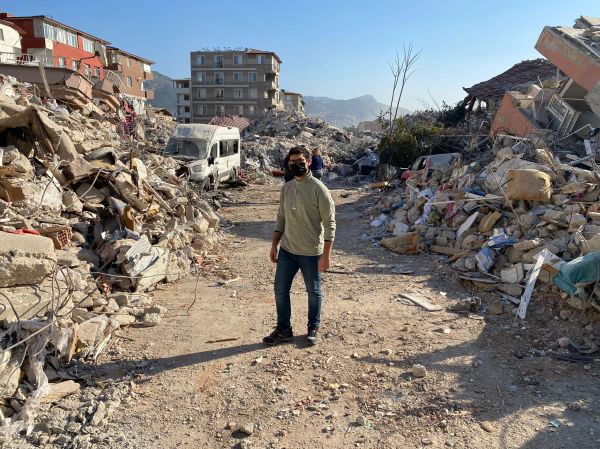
[11, 182, 600, 449]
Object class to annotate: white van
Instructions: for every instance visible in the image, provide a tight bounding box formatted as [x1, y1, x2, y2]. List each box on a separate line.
[163, 124, 241, 188]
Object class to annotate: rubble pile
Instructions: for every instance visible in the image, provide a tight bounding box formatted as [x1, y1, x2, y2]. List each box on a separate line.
[0, 75, 222, 435]
[370, 134, 600, 314]
[242, 109, 378, 177]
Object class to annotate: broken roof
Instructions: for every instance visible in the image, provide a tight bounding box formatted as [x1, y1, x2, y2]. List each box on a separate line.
[209, 115, 251, 132]
[463, 59, 558, 103]
[106, 46, 155, 65]
[245, 49, 282, 63]
[0, 19, 26, 35]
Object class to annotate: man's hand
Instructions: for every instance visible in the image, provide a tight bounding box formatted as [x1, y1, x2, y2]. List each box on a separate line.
[318, 255, 330, 273]
[270, 245, 279, 263]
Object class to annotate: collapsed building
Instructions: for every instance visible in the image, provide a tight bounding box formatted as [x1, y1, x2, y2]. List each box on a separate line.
[0, 73, 225, 437]
[370, 16, 600, 320]
[242, 109, 379, 182]
[0, 12, 154, 115]
[491, 16, 600, 141]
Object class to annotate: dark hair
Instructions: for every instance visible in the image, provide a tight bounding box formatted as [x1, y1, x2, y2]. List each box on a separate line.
[288, 146, 310, 160]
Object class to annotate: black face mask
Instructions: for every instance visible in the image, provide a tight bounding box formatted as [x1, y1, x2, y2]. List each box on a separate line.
[289, 161, 308, 177]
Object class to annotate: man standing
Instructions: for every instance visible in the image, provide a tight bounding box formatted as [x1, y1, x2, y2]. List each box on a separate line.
[264, 147, 336, 346]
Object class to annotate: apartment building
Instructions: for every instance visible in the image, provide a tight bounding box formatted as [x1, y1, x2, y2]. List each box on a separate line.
[0, 19, 24, 63]
[0, 13, 109, 82]
[282, 90, 305, 113]
[173, 78, 191, 123]
[190, 48, 282, 123]
[105, 47, 154, 114]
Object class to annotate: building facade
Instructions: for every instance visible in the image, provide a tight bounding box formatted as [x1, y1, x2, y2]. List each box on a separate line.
[173, 78, 191, 123]
[105, 47, 154, 114]
[0, 19, 24, 63]
[189, 48, 282, 123]
[282, 90, 304, 113]
[0, 13, 109, 83]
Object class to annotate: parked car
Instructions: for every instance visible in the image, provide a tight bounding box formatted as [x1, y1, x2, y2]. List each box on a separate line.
[163, 124, 241, 189]
[401, 153, 462, 181]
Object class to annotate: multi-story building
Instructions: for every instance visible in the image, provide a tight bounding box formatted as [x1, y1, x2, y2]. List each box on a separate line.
[0, 13, 109, 83]
[190, 48, 282, 123]
[0, 19, 24, 63]
[282, 90, 305, 114]
[173, 78, 191, 123]
[105, 47, 154, 114]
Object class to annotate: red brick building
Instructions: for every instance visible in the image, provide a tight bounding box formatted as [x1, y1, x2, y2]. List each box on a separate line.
[0, 13, 109, 82]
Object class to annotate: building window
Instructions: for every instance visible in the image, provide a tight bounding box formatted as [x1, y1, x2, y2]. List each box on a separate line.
[57, 57, 66, 68]
[234, 105, 243, 115]
[94, 67, 101, 78]
[234, 54, 243, 65]
[264, 90, 269, 99]
[82, 38, 94, 53]
[248, 105, 256, 115]
[127, 76, 133, 88]
[216, 104, 225, 115]
[196, 72, 206, 82]
[184, 106, 190, 113]
[215, 72, 224, 85]
[195, 88, 206, 99]
[43, 23, 56, 40]
[248, 72, 257, 82]
[214, 55, 223, 68]
[234, 72, 243, 82]
[215, 88, 224, 101]
[234, 89, 243, 99]
[67, 32, 77, 47]
[196, 104, 207, 115]
[0, 29, 4, 42]
[195, 55, 205, 65]
[84, 64, 91, 79]
[255, 55, 264, 64]
[71, 60, 78, 71]
[110, 53, 120, 64]
[184, 94, 189, 101]
[56, 28, 67, 44]
[248, 88, 258, 99]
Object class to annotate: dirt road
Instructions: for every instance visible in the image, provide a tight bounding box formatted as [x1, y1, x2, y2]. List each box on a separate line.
[21, 182, 600, 449]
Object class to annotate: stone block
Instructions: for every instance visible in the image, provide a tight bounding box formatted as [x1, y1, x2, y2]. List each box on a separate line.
[0, 233, 56, 287]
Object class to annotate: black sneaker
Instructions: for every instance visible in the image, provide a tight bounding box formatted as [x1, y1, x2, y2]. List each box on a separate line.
[263, 328, 294, 345]
[307, 327, 319, 346]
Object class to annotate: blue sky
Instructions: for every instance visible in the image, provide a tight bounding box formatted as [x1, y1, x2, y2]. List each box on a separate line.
[1, 1, 598, 110]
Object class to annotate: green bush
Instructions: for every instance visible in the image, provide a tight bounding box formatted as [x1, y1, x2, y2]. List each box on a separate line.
[378, 118, 442, 168]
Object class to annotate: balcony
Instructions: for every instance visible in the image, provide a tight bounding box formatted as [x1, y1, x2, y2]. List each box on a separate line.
[0, 52, 53, 66]
[215, 95, 224, 102]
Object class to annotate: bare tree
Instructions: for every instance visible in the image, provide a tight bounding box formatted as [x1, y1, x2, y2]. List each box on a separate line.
[385, 44, 421, 135]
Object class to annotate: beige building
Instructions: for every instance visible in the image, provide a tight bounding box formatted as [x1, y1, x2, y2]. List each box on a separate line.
[0, 19, 23, 63]
[105, 47, 154, 114]
[190, 48, 282, 123]
[282, 90, 304, 113]
[173, 78, 191, 123]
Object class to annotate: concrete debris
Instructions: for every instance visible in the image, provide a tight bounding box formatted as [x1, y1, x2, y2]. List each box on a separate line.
[372, 132, 600, 313]
[241, 109, 378, 183]
[0, 74, 224, 429]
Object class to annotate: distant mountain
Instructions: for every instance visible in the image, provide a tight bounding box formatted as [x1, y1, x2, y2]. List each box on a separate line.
[303, 95, 410, 128]
[145, 71, 177, 114]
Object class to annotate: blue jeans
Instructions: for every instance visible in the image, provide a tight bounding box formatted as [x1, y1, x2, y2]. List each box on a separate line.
[274, 247, 322, 330]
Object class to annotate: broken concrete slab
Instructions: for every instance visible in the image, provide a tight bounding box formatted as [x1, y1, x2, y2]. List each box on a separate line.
[0, 233, 56, 287]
